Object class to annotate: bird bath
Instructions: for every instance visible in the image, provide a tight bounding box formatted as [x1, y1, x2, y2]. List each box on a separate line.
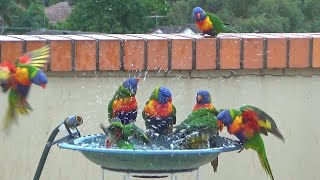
[58, 134, 242, 179]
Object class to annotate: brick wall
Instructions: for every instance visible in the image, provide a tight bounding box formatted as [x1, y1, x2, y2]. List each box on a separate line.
[0, 33, 319, 71]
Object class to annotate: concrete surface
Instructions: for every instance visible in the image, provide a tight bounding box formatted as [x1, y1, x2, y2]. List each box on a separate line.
[0, 71, 319, 180]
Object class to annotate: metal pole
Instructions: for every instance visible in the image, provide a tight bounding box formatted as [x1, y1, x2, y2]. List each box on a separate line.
[101, 169, 104, 180]
[171, 173, 177, 180]
[195, 169, 200, 180]
[123, 173, 131, 180]
[33, 126, 60, 180]
[126, 173, 131, 180]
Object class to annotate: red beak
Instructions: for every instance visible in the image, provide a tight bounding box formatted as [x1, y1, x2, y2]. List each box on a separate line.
[196, 13, 201, 19]
[197, 95, 202, 102]
[136, 77, 140, 82]
[41, 84, 46, 89]
[217, 120, 224, 132]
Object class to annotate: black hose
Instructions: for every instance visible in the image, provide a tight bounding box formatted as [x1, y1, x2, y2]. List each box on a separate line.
[33, 115, 83, 180]
[33, 125, 60, 180]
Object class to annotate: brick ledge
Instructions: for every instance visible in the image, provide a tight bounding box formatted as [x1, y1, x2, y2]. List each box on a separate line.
[0, 33, 319, 71]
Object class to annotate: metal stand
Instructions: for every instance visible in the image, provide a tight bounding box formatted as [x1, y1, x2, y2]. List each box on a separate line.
[101, 168, 200, 180]
[101, 168, 105, 180]
[195, 168, 200, 180]
[33, 115, 83, 180]
[170, 174, 178, 180]
[124, 173, 131, 180]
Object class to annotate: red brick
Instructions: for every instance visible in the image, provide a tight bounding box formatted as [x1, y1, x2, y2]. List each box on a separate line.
[128, 34, 169, 71]
[313, 36, 320, 68]
[59, 35, 96, 71]
[288, 35, 309, 68]
[0, 35, 23, 63]
[107, 34, 145, 70]
[219, 36, 241, 69]
[34, 35, 72, 71]
[154, 34, 192, 70]
[81, 34, 121, 70]
[243, 36, 264, 69]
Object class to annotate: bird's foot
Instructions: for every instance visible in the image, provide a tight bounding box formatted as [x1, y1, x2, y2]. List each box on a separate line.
[237, 147, 244, 153]
[234, 140, 244, 153]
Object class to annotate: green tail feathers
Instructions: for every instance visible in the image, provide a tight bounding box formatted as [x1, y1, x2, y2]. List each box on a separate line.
[246, 134, 274, 180]
[224, 26, 238, 33]
[257, 149, 274, 180]
[3, 107, 16, 129]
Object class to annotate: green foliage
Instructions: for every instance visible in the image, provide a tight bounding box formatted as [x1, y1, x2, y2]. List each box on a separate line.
[11, 2, 48, 34]
[61, 0, 151, 33]
[301, 0, 320, 31]
[167, 0, 312, 33]
[1, 0, 320, 34]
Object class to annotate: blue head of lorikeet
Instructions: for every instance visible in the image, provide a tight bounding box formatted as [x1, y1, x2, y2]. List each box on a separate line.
[193, 7, 206, 21]
[216, 110, 233, 131]
[122, 77, 140, 95]
[31, 70, 48, 88]
[157, 87, 172, 104]
[196, 90, 211, 104]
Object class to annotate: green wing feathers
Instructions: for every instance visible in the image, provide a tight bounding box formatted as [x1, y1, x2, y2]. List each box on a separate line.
[206, 12, 238, 33]
[107, 97, 114, 121]
[172, 105, 177, 125]
[240, 105, 285, 142]
[124, 123, 150, 144]
[206, 12, 225, 33]
[175, 108, 217, 132]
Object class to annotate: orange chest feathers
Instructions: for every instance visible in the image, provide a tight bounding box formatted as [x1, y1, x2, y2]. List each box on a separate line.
[196, 17, 213, 32]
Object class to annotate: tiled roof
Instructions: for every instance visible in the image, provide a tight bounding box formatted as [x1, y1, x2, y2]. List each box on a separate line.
[44, 2, 72, 24]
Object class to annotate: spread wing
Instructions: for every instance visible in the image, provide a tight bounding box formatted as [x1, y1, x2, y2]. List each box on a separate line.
[16, 45, 49, 69]
[240, 104, 285, 142]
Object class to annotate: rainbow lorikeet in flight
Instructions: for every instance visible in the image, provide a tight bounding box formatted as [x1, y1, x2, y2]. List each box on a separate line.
[193, 7, 238, 37]
[142, 86, 176, 135]
[0, 46, 49, 129]
[193, 90, 221, 172]
[217, 105, 285, 180]
[107, 77, 140, 125]
[100, 118, 150, 149]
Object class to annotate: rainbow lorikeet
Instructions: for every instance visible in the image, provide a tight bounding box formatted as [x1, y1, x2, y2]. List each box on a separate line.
[193, 90, 220, 172]
[217, 105, 285, 180]
[193, 90, 219, 116]
[107, 77, 140, 125]
[0, 46, 49, 129]
[173, 108, 218, 150]
[100, 118, 150, 149]
[142, 86, 176, 135]
[193, 7, 238, 37]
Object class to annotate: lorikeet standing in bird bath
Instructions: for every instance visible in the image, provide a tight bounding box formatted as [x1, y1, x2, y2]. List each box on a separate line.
[192, 90, 221, 172]
[0, 46, 49, 129]
[193, 7, 238, 37]
[217, 105, 285, 180]
[108, 77, 140, 125]
[142, 86, 176, 135]
[174, 108, 218, 150]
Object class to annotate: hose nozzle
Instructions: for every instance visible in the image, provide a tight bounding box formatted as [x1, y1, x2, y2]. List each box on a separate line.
[64, 115, 83, 128]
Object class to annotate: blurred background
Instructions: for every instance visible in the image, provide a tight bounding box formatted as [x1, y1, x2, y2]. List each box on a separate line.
[0, 0, 319, 35]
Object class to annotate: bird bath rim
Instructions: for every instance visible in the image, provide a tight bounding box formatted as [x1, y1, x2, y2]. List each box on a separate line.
[58, 133, 241, 154]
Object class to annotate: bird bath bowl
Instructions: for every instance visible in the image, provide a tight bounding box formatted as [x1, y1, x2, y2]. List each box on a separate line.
[58, 134, 242, 176]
